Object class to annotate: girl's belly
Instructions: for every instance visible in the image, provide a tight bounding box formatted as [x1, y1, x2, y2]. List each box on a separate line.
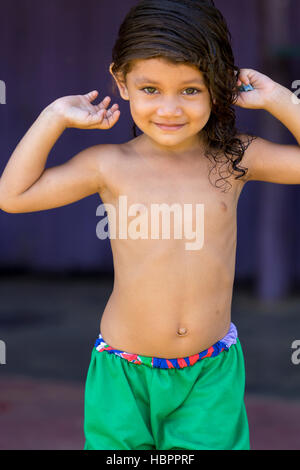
[99, 239, 236, 357]
[99, 288, 233, 358]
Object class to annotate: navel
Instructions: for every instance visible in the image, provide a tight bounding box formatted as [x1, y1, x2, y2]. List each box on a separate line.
[177, 327, 188, 336]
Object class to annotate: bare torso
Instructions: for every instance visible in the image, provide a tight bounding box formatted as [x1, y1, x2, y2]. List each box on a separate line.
[97, 135, 245, 358]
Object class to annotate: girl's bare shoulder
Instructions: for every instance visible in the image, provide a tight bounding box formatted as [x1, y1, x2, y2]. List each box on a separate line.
[91, 141, 137, 191]
[92, 142, 131, 169]
[96, 140, 136, 158]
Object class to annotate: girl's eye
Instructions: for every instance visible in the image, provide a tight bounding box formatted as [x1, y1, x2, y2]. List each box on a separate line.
[183, 88, 201, 95]
[142, 87, 158, 95]
[141, 87, 201, 96]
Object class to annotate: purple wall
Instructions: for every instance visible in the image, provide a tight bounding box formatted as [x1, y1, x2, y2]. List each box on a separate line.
[0, 0, 300, 298]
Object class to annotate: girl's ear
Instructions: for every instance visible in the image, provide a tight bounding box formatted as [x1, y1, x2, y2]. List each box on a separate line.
[109, 63, 130, 101]
[210, 94, 217, 106]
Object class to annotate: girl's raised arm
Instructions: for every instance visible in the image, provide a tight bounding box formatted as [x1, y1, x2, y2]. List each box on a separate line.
[0, 91, 120, 213]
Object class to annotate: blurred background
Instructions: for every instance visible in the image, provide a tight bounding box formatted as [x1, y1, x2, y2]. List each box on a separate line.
[0, 0, 300, 450]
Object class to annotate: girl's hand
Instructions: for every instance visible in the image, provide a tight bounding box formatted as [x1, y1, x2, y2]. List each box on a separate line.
[50, 91, 120, 129]
[234, 69, 278, 110]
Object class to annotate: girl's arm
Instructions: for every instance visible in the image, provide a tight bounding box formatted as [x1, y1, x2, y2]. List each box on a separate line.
[234, 70, 300, 184]
[0, 91, 120, 213]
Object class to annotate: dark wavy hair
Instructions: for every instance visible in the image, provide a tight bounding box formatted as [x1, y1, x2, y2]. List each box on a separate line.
[111, 0, 256, 192]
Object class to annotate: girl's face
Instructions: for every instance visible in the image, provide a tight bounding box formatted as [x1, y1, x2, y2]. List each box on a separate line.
[111, 58, 213, 152]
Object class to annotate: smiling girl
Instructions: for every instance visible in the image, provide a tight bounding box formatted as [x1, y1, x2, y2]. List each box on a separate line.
[1, 0, 300, 451]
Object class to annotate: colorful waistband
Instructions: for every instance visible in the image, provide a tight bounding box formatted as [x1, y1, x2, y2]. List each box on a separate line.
[94, 323, 238, 369]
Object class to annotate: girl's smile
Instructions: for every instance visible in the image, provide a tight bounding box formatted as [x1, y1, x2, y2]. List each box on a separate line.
[154, 123, 186, 132]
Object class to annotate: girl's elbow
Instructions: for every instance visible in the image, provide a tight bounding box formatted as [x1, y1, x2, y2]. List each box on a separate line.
[1, 199, 22, 214]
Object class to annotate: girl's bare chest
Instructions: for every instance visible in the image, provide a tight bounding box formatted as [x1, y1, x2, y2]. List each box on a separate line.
[100, 160, 239, 225]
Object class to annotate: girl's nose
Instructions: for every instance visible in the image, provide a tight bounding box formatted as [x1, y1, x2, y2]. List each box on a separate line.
[156, 97, 183, 117]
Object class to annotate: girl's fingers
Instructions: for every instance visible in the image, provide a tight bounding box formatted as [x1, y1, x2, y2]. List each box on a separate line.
[87, 109, 105, 122]
[87, 108, 120, 129]
[101, 104, 119, 114]
[238, 70, 252, 86]
[106, 104, 119, 116]
[109, 109, 120, 124]
[85, 92, 113, 109]
[99, 105, 119, 123]
[85, 104, 120, 128]
[89, 96, 119, 116]
[101, 108, 120, 127]
[95, 96, 112, 112]
[106, 106, 120, 120]
[85, 90, 99, 101]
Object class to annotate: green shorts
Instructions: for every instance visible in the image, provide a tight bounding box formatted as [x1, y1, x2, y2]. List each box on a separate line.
[83, 324, 250, 450]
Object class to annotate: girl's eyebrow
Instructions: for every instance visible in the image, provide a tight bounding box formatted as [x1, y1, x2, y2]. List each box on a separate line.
[134, 77, 205, 85]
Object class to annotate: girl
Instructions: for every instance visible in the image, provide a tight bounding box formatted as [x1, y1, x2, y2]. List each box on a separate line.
[1, 0, 300, 450]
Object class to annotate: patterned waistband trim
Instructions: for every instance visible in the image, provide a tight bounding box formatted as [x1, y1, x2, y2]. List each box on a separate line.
[94, 323, 237, 369]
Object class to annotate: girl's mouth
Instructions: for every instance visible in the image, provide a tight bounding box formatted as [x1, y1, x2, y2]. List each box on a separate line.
[154, 123, 186, 132]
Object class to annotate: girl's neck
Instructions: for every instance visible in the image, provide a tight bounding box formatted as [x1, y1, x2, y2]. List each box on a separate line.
[134, 132, 206, 159]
